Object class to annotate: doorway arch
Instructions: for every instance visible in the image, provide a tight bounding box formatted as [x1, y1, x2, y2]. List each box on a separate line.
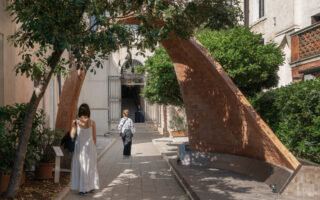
[120, 59, 145, 122]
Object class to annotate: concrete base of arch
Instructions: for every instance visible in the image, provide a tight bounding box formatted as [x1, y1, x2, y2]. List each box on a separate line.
[161, 37, 300, 171]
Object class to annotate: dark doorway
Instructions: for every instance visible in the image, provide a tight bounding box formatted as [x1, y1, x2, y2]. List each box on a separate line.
[121, 85, 144, 122]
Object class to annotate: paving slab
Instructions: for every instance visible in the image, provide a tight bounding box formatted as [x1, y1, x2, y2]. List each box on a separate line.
[153, 137, 300, 200]
[65, 125, 188, 200]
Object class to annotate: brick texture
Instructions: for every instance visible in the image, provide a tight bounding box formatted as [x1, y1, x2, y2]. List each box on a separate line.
[299, 27, 320, 59]
[291, 35, 300, 62]
[55, 66, 86, 168]
[162, 37, 300, 170]
[291, 25, 320, 63]
[292, 60, 320, 82]
[56, 17, 301, 171]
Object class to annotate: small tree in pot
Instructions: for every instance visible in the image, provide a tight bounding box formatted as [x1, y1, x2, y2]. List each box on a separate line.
[169, 114, 188, 137]
[35, 128, 63, 179]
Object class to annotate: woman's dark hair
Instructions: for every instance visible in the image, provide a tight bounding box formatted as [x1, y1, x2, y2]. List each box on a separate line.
[78, 103, 90, 117]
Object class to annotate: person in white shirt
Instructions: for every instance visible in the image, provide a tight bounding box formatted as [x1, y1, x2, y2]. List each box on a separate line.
[118, 109, 135, 156]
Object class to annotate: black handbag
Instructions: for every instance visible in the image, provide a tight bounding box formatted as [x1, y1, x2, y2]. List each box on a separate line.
[61, 121, 77, 152]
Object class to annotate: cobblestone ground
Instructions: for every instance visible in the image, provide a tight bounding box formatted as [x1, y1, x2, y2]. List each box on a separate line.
[66, 126, 188, 200]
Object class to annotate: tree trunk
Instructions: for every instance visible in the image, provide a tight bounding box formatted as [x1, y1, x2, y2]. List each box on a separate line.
[5, 49, 62, 198]
[163, 105, 169, 137]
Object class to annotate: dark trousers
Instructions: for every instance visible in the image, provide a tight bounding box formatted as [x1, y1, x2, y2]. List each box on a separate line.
[122, 136, 132, 155]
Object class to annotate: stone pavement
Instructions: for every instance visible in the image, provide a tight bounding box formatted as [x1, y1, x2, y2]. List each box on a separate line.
[96, 135, 114, 156]
[65, 124, 188, 200]
[153, 138, 300, 200]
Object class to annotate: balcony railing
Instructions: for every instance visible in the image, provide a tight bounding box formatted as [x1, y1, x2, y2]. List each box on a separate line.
[291, 23, 320, 63]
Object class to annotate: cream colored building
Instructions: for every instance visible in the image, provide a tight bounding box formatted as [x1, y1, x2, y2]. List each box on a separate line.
[0, 0, 61, 128]
[77, 47, 168, 135]
[242, 0, 320, 86]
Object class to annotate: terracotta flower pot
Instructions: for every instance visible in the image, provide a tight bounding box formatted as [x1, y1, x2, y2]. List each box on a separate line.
[0, 170, 26, 194]
[171, 131, 188, 137]
[35, 163, 54, 179]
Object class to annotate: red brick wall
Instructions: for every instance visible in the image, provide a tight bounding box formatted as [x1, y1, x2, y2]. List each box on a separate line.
[162, 37, 300, 170]
[292, 60, 320, 82]
[291, 35, 300, 62]
[291, 25, 320, 63]
[299, 27, 320, 59]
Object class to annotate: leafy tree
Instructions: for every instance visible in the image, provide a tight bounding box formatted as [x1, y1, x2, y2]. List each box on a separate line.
[251, 80, 320, 163]
[137, 47, 183, 106]
[139, 26, 285, 111]
[137, 47, 183, 136]
[196, 27, 285, 97]
[5, 0, 242, 197]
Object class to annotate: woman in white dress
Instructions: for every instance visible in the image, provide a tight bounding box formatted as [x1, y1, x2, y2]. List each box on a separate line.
[70, 103, 99, 195]
[118, 109, 135, 156]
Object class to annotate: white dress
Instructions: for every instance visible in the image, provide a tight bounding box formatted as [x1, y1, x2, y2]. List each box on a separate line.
[71, 121, 99, 192]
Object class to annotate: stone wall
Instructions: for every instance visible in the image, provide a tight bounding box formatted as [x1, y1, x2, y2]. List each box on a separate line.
[282, 165, 320, 199]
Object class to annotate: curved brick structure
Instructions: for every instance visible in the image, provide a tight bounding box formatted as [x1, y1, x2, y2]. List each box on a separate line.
[161, 37, 300, 170]
[56, 17, 300, 170]
[55, 67, 86, 133]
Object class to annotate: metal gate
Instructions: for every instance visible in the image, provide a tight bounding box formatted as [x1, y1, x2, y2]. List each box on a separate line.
[108, 75, 121, 125]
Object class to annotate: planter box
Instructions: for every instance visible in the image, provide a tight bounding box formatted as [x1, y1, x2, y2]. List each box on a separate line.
[35, 163, 54, 179]
[171, 131, 188, 137]
[0, 171, 26, 194]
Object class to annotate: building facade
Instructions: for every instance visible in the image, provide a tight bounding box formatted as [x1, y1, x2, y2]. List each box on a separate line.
[0, 0, 61, 128]
[243, 0, 320, 86]
[78, 47, 165, 135]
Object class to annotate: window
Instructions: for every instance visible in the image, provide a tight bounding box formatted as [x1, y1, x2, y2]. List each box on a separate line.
[259, 0, 264, 18]
[311, 14, 320, 24]
[250, 0, 265, 23]
[0, 33, 4, 106]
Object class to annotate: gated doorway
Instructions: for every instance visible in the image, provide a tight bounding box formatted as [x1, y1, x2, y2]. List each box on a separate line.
[121, 59, 145, 122]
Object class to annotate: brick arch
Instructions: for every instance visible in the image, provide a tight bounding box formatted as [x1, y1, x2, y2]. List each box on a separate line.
[161, 37, 299, 170]
[55, 19, 300, 170]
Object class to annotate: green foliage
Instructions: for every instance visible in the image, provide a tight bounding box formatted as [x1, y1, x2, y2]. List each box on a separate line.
[0, 104, 46, 172]
[8, 0, 242, 78]
[196, 27, 284, 97]
[139, 26, 284, 106]
[251, 80, 320, 163]
[0, 104, 63, 171]
[137, 47, 183, 106]
[37, 128, 63, 163]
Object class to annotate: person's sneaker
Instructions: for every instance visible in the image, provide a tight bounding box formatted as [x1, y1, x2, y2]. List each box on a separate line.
[79, 191, 88, 196]
[89, 189, 95, 193]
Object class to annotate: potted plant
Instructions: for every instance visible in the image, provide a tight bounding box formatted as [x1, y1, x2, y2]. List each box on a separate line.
[0, 120, 16, 194]
[35, 128, 63, 179]
[0, 104, 42, 193]
[169, 115, 188, 137]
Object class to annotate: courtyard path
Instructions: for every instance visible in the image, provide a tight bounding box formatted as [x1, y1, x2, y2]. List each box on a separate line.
[66, 124, 188, 200]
